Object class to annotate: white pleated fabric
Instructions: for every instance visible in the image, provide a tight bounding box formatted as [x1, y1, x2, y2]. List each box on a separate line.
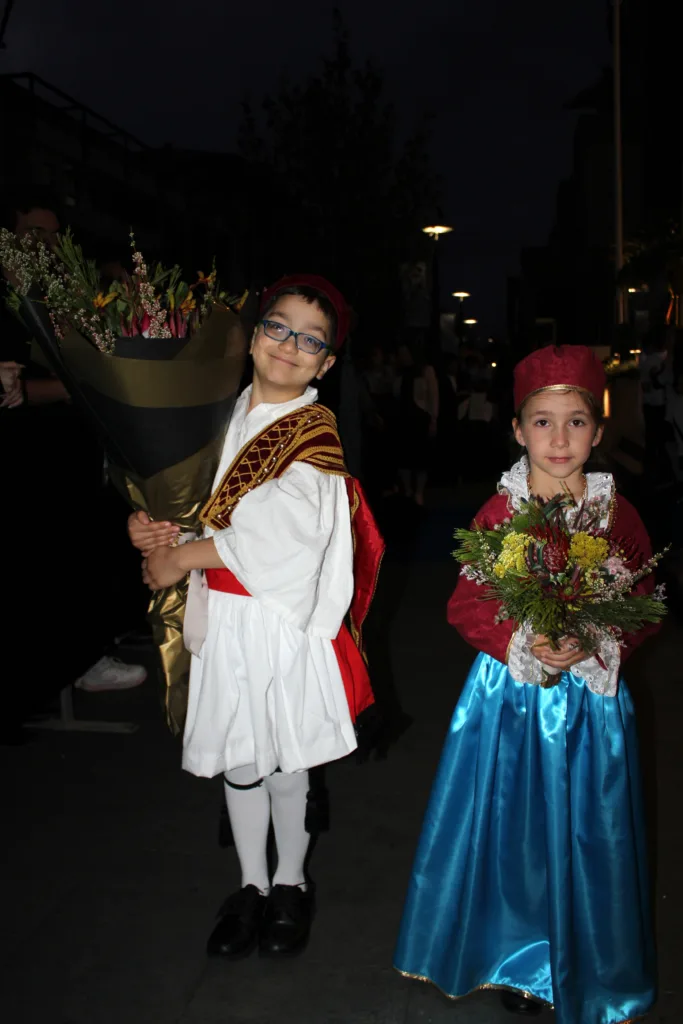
[182, 386, 358, 779]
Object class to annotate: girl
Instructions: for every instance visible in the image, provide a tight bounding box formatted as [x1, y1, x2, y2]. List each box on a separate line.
[394, 345, 658, 1023]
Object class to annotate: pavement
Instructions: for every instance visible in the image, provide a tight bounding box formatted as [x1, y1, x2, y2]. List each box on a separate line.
[3, 496, 683, 1024]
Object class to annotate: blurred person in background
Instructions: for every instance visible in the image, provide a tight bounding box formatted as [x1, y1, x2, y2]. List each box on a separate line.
[395, 344, 439, 506]
[1, 187, 146, 740]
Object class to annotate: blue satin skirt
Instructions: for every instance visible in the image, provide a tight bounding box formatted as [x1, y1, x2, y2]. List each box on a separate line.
[394, 653, 656, 1024]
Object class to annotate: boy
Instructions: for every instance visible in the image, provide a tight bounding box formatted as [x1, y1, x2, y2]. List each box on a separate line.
[131, 275, 383, 958]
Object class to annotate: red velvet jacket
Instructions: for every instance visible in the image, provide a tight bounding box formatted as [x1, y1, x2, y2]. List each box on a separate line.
[447, 491, 659, 666]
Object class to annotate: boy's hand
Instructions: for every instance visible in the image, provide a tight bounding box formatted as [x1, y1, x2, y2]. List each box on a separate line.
[531, 635, 588, 671]
[142, 546, 186, 591]
[128, 510, 180, 556]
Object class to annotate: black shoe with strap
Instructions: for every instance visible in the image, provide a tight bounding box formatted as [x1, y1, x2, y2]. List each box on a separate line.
[258, 883, 315, 957]
[206, 885, 267, 958]
[500, 990, 544, 1016]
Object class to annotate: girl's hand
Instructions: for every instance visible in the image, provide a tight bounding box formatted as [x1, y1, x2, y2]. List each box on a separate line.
[142, 547, 186, 591]
[531, 635, 588, 672]
[128, 510, 180, 556]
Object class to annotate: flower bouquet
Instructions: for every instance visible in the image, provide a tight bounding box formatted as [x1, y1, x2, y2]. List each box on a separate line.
[0, 228, 248, 732]
[453, 492, 667, 683]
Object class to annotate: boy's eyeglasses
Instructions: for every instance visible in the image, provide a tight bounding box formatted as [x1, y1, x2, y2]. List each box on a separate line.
[259, 319, 331, 356]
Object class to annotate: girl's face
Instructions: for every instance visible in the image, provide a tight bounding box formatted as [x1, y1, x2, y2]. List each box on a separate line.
[513, 389, 603, 485]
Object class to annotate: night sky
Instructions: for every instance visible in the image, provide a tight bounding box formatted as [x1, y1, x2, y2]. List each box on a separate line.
[2, 0, 610, 335]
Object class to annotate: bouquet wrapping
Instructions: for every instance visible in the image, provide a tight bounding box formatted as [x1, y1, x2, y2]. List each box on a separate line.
[3, 231, 247, 732]
[453, 491, 667, 685]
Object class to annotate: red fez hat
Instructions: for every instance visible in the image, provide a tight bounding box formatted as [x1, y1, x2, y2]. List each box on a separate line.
[513, 345, 606, 412]
[259, 274, 350, 350]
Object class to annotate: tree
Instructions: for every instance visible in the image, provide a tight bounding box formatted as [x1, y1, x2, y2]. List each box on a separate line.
[238, 10, 440, 342]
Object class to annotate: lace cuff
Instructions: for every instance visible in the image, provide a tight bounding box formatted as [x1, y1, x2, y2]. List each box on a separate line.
[507, 629, 546, 685]
[507, 630, 621, 696]
[569, 638, 620, 697]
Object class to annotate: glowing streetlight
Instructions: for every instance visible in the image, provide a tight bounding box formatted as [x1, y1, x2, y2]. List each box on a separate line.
[422, 224, 453, 241]
[491, 362, 497, 368]
[464, 318, 478, 325]
[452, 291, 470, 300]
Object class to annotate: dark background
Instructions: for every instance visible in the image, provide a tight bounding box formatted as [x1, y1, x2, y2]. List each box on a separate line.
[1, 0, 611, 336]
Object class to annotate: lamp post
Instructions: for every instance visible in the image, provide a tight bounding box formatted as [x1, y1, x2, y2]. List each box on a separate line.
[0, 0, 16, 49]
[613, 0, 626, 325]
[452, 291, 470, 345]
[422, 223, 453, 356]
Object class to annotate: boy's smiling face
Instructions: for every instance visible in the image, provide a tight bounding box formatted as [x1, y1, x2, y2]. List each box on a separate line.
[250, 294, 336, 398]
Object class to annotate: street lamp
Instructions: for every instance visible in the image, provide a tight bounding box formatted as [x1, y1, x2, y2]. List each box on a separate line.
[422, 224, 453, 241]
[464, 318, 478, 325]
[422, 222, 453, 356]
[452, 291, 470, 345]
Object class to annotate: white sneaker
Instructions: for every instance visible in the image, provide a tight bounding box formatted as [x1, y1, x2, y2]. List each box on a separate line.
[75, 656, 147, 692]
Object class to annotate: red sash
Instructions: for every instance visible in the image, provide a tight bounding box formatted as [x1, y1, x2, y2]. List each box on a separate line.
[205, 567, 374, 723]
[200, 404, 384, 723]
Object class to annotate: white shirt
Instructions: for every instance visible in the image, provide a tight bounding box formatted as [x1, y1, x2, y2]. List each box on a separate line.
[206, 385, 354, 639]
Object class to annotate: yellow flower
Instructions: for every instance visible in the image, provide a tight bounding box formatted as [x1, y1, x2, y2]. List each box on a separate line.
[179, 294, 197, 316]
[194, 270, 216, 289]
[93, 290, 116, 310]
[569, 532, 609, 569]
[494, 532, 531, 577]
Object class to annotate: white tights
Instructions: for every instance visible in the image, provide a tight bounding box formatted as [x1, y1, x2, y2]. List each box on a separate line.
[223, 764, 310, 894]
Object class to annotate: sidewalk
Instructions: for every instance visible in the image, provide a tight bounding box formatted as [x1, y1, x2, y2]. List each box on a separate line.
[3, 505, 682, 1023]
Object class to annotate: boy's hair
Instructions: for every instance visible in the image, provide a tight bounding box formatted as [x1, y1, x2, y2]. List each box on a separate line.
[516, 387, 604, 428]
[1, 185, 62, 231]
[261, 284, 337, 346]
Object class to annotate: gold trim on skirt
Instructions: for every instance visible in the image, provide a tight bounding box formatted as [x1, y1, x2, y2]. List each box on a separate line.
[394, 965, 653, 1022]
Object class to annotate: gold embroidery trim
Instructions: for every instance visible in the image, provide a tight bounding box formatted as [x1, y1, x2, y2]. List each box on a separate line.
[394, 968, 554, 1009]
[200, 404, 348, 530]
[394, 967, 652, 1022]
[518, 383, 596, 409]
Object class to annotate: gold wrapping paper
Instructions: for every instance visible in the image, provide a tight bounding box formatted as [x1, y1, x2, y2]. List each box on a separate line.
[72, 306, 246, 734]
[109, 436, 227, 734]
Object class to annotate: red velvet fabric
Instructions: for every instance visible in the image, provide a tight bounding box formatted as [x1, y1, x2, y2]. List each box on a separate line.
[447, 491, 659, 666]
[513, 344, 606, 410]
[344, 477, 385, 655]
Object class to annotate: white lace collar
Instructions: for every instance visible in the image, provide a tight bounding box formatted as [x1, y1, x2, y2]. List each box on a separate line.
[498, 456, 614, 530]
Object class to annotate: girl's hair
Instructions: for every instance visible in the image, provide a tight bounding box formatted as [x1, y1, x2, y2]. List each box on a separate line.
[516, 387, 604, 427]
[261, 284, 337, 344]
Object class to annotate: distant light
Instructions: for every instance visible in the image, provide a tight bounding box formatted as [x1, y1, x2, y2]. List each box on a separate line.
[629, 348, 642, 355]
[488, 337, 494, 343]
[627, 288, 638, 294]
[464, 318, 478, 325]
[491, 362, 497, 368]
[603, 388, 611, 419]
[422, 224, 453, 240]
[452, 291, 470, 299]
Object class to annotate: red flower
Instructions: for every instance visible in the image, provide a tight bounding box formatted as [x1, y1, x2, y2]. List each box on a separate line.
[544, 536, 570, 574]
[609, 535, 643, 571]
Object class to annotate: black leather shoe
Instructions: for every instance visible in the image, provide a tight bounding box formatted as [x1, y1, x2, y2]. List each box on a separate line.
[258, 884, 315, 957]
[500, 991, 544, 1016]
[206, 885, 266, 958]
